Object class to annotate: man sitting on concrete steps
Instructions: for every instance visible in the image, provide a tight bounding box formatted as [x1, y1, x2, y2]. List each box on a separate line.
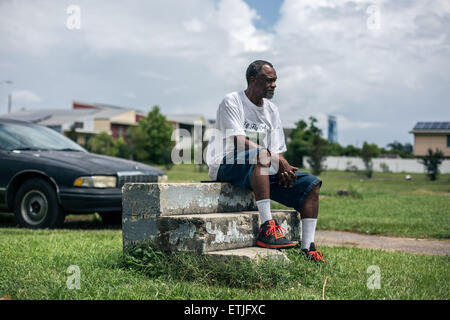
[205, 60, 326, 263]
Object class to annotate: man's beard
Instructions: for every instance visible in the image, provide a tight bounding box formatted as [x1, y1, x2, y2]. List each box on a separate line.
[264, 90, 275, 99]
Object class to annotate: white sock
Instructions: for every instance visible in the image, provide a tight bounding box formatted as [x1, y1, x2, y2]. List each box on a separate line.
[256, 199, 272, 224]
[301, 218, 317, 250]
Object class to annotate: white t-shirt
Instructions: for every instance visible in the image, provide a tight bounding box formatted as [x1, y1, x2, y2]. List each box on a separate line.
[205, 91, 287, 180]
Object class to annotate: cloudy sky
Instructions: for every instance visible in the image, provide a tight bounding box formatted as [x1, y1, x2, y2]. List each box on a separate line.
[1, 0, 449, 147]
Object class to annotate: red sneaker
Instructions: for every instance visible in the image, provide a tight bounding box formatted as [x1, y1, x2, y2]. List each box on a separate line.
[302, 242, 326, 263]
[256, 219, 295, 249]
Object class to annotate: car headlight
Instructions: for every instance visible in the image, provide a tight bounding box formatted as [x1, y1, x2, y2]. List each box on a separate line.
[73, 176, 117, 188]
[157, 175, 168, 182]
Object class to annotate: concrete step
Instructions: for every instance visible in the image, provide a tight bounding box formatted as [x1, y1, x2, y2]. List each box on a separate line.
[123, 210, 301, 253]
[206, 246, 292, 263]
[122, 182, 257, 217]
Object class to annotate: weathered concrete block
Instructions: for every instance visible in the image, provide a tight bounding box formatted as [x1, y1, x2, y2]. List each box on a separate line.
[123, 210, 300, 253]
[122, 183, 257, 217]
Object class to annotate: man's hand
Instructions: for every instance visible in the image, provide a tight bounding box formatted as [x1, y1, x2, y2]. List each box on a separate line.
[276, 155, 298, 188]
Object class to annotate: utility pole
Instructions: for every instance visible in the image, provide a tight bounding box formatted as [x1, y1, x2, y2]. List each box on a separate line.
[8, 93, 12, 113]
[1, 80, 13, 114]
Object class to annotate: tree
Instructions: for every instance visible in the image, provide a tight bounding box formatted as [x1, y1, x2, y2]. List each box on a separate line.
[385, 140, 414, 158]
[130, 105, 174, 165]
[420, 148, 444, 181]
[360, 142, 380, 178]
[65, 127, 79, 144]
[341, 144, 361, 157]
[324, 142, 344, 156]
[112, 137, 133, 159]
[87, 131, 115, 156]
[285, 117, 324, 168]
[307, 129, 328, 176]
[284, 119, 309, 167]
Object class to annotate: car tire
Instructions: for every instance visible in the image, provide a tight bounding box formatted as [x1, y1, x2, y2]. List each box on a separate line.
[14, 178, 65, 229]
[99, 212, 122, 226]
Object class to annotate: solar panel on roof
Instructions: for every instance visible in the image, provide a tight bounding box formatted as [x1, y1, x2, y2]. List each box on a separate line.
[414, 122, 425, 129]
[413, 122, 450, 130]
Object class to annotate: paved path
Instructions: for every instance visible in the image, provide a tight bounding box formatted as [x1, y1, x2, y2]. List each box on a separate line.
[315, 230, 450, 256]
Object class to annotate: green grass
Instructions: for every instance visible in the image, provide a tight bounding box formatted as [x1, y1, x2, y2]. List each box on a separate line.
[154, 164, 210, 183]
[318, 193, 450, 238]
[271, 170, 449, 239]
[318, 171, 450, 239]
[1, 166, 449, 300]
[0, 226, 448, 300]
[317, 170, 450, 195]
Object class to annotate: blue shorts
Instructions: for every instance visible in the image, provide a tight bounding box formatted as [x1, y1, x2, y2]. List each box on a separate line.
[216, 148, 322, 212]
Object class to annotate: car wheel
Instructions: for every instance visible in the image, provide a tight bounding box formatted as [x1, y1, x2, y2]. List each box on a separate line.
[14, 178, 65, 229]
[99, 212, 122, 226]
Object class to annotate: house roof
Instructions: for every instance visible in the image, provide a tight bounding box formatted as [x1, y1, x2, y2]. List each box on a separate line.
[166, 114, 208, 126]
[0, 109, 96, 124]
[91, 108, 131, 120]
[410, 122, 450, 134]
[73, 101, 145, 114]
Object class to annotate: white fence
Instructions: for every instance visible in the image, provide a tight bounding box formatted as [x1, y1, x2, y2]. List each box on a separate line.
[303, 156, 450, 174]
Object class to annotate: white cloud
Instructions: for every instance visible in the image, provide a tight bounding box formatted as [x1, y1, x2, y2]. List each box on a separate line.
[183, 18, 204, 33]
[271, 0, 450, 143]
[11, 90, 42, 104]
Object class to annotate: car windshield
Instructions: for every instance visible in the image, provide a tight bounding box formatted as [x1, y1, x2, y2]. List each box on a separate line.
[0, 122, 86, 152]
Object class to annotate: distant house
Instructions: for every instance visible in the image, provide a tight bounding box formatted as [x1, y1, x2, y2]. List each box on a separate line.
[2, 102, 213, 149]
[409, 122, 450, 157]
[1, 102, 143, 146]
[73, 102, 141, 143]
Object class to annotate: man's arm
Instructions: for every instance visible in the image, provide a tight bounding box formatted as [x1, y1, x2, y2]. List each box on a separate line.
[233, 135, 298, 187]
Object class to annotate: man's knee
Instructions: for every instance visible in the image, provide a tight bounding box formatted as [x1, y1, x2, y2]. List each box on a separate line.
[308, 183, 321, 199]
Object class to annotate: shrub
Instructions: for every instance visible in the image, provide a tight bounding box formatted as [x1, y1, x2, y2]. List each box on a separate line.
[86, 131, 115, 156]
[360, 142, 379, 178]
[420, 148, 444, 181]
[307, 133, 327, 176]
[345, 161, 359, 174]
[379, 162, 391, 173]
